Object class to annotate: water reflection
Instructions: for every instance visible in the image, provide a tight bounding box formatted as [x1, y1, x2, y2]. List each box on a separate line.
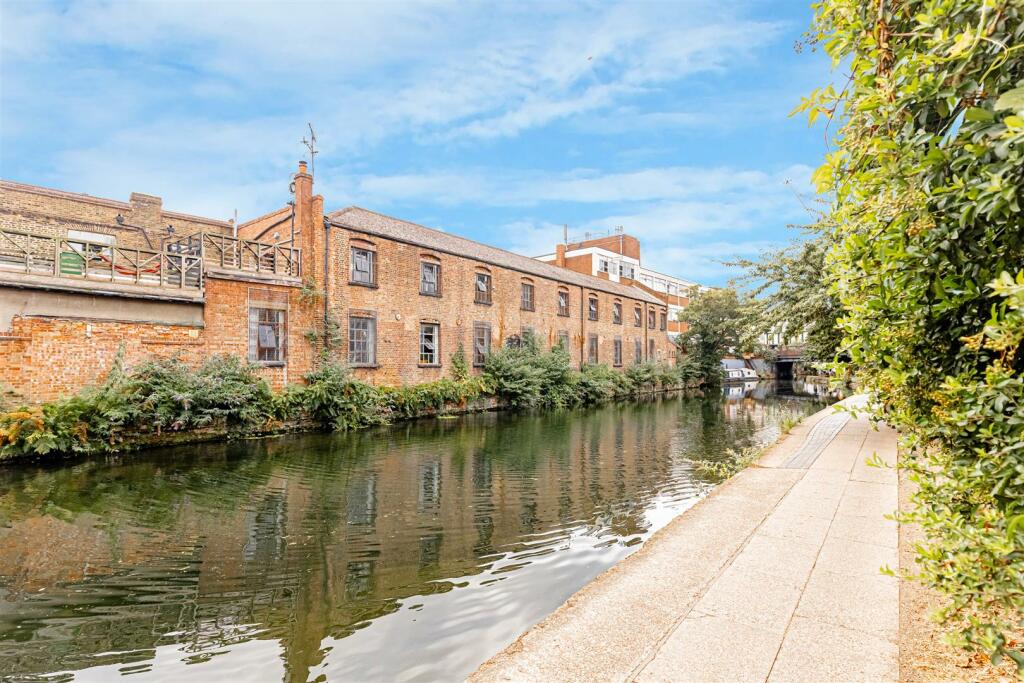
[0, 386, 831, 682]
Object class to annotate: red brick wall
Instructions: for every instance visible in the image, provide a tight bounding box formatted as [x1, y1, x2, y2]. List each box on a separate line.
[0, 277, 312, 404]
[565, 234, 642, 261]
[329, 228, 675, 386]
[0, 181, 233, 252]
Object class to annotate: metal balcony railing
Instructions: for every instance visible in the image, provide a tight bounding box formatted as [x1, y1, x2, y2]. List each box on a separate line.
[0, 228, 203, 291]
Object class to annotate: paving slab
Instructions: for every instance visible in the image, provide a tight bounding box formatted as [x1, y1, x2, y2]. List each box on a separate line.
[471, 396, 900, 683]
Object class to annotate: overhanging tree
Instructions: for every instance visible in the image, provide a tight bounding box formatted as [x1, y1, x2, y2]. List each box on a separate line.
[803, 0, 1024, 669]
[732, 235, 844, 364]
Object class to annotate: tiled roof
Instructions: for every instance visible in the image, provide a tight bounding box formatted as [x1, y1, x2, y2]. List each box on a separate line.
[329, 206, 666, 306]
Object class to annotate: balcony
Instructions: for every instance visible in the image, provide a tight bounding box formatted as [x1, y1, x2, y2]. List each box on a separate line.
[0, 228, 301, 300]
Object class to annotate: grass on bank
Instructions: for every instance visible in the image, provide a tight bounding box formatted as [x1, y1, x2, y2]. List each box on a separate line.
[0, 335, 702, 460]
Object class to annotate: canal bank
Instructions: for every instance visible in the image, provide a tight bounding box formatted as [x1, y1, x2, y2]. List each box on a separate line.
[472, 395, 903, 682]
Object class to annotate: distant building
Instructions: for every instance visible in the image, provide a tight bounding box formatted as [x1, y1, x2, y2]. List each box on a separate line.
[535, 228, 704, 342]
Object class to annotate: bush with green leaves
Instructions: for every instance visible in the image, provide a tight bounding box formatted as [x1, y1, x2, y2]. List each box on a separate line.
[0, 352, 275, 458]
[803, 0, 1024, 668]
[290, 360, 387, 431]
[126, 354, 274, 432]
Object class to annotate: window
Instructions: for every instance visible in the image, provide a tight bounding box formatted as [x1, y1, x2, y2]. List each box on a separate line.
[351, 247, 375, 285]
[613, 337, 623, 366]
[634, 306, 642, 327]
[620, 264, 635, 279]
[634, 338, 643, 364]
[648, 338, 656, 360]
[420, 323, 440, 365]
[648, 308, 656, 329]
[348, 316, 376, 366]
[521, 282, 535, 311]
[420, 261, 440, 296]
[598, 259, 609, 273]
[660, 311, 667, 331]
[475, 272, 492, 304]
[473, 322, 491, 366]
[247, 288, 288, 364]
[557, 290, 570, 316]
[557, 331, 570, 349]
[587, 334, 599, 364]
[249, 307, 286, 363]
[588, 296, 598, 321]
[613, 302, 622, 325]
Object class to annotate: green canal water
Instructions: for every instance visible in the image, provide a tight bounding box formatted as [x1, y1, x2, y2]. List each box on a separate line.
[0, 382, 835, 682]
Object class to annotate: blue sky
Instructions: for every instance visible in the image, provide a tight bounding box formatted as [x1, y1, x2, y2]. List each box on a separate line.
[0, 1, 833, 285]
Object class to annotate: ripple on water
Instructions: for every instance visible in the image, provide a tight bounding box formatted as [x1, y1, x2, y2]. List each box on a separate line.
[0, 384, 833, 682]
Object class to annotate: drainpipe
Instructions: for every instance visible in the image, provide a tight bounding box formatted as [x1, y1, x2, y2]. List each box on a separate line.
[323, 215, 331, 339]
[579, 285, 585, 366]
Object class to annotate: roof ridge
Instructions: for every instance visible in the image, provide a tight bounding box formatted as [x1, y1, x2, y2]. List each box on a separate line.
[1, 179, 231, 227]
[329, 206, 666, 305]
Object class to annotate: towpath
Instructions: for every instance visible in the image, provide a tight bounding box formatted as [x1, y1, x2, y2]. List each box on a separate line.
[471, 395, 900, 682]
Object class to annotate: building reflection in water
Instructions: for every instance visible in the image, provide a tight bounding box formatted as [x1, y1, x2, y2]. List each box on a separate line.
[0, 388, 831, 682]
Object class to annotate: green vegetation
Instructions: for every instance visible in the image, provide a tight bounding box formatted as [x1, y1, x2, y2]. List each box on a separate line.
[733, 236, 843, 364]
[0, 337, 699, 461]
[804, 0, 1024, 669]
[678, 287, 743, 384]
[687, 445, 763, 482]
[483, 331, 697, 409]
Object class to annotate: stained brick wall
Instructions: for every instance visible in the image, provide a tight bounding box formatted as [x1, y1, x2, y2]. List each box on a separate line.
[0, 276, 311, 404]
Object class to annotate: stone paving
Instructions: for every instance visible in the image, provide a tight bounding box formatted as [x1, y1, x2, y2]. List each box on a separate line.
[471, 396, 900, 683]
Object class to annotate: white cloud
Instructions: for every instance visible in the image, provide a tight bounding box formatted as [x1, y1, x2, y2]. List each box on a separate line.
[332, 164, 813, 210]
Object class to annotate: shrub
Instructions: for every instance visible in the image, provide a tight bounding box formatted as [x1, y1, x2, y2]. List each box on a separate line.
[296, 361, 387, 431]
[804, 0, 1024, 668]
[126, 355, 274, 432]
[380, 376, 489, 419]
[450, 344, 470, 382]
[576, 364, 620, 404]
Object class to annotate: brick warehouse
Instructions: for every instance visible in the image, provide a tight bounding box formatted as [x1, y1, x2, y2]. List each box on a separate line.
[0, 163, 679, 403]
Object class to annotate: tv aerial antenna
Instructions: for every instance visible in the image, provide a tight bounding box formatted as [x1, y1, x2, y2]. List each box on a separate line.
[301, 123, 318, 177]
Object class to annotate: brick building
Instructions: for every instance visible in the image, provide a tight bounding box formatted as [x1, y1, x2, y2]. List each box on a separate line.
[0, 163, 677, 403]
[535, 229, 704, 340]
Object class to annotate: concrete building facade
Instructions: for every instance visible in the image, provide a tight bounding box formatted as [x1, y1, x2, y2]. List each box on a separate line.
[0, 165, 677, 403]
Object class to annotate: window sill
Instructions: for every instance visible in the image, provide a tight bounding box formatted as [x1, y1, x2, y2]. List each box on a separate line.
[349, 281, 379, 289]
[557, 312, 570, 318]
[474, 300, 493, 306]
[588, 317, 599, 322]
[418, 363, 442, 368]
[521, 307, 535, 313]
[256, 361, 287, 368]
[351, 364, 378, 369]
[420, 291, 442, 298]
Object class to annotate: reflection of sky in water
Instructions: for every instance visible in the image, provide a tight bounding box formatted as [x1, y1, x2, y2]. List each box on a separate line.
[0, 385, 832, 682]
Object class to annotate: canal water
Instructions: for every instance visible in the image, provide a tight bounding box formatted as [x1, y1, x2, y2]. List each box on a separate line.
[0, 382, 834, 682]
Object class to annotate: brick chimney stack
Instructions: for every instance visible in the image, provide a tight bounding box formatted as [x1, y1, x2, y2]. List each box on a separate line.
[292, 159, 327, 293]
[129, 192, 163, 230]
[555, 243, 566, 268]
